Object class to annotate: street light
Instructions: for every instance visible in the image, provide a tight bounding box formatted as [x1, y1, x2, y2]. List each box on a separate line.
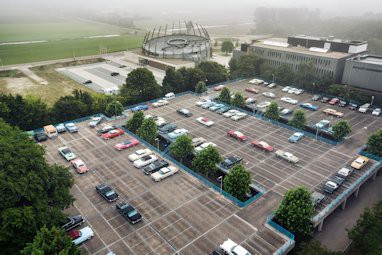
[217, 176, 223, 193]
[371, 95, 375, 106]
[154, 138, 160, 152]
[272, 74, 275, 84]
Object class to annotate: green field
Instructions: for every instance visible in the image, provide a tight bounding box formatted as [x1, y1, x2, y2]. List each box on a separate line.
[0, 19, 143, 65]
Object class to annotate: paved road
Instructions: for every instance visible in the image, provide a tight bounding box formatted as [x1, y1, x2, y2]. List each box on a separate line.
[314, 172, 382, 251]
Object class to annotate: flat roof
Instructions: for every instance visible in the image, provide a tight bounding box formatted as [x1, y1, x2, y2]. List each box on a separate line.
[130, 48, 194, 66]
[290, 35, 367, 45]
[250, 39, 353, 59]
[350, 55, 382, 65]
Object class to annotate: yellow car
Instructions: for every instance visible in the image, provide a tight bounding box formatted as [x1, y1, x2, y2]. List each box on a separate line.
[351, 156, 369, 170]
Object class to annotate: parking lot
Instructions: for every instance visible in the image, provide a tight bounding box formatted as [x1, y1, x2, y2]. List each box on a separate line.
[43, 120, 285, 255]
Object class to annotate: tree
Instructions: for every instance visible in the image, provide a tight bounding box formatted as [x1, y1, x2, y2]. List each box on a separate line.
[275, 64, 295, 86]
[21, 226, 80, 255]
[195, 81, 207, 94]
[259, 63, 276, 81]
[126, 111, 144, 133]
[105, 100, 124, 117]
[192, 146, 222, 177]
[136, 118, 157, 144]
[0, 120, 74, 254]
[295, 62, 316, 88]
[275, 187, 314, 238]
[170, 135, 194, 163]
[228, 58, 238, 78]
[348, 201, 382, 255]
[218, 87, 231, 104]
[51, 96, 87, 123]
[233, 54, 263, 78]
[223, 165, 251, 201]
[366, 128, 382, 156]
[231, 92, 246, 108]
[264, 101, 280, 120]
[179, 67, 206, 91]
[332, 120, 352, 140]
[221, 41, 234, 55]
[197, 61, 228, 85]
[162, 68, 184, 94]
[288, 109, 307, 130]
[298, 240, 343, 255]
[73, 89, 94, 114]
[120, 68, 162, 104]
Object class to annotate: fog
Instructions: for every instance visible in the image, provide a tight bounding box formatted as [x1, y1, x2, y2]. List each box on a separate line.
[1, 0, 382, 22]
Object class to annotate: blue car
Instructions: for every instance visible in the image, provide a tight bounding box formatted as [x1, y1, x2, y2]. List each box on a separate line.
[289, 132, 304, 143]
[55, 123, 66, 133]
[130, 104, 148, 112]
[300, 103, 319, 111]
[65, 123, 78, 133]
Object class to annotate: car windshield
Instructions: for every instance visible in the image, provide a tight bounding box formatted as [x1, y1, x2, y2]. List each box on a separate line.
[355, 158, 364, 164]
[160, 168, 171, 174]
[127, 209, 138, 217]
[105, 190, 115, 197]
[122, 141, 131, 145]
[136, 150, 145, 155]
[62, 149, 71, 154]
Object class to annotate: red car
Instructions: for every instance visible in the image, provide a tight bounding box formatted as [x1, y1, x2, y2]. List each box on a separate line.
[329, 98, 340, 105]
[251, 140, 274, 152]
[245, 88, 259, 94]
[227, 130, 248, 141]
[101, 128, 124, 140]
[214, 85, 225, 91]
[71, 158, 89, 174]
[68, 229, 81, 240]
[114, 139, 140, 151]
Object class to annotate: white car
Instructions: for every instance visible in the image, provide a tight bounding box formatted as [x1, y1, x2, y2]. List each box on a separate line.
[262, 92, 276, 98]
[155, 117, 167, 126]
[294, 89, 304, 95]
[282, 86, 291, 92]
[231, 112, 248, 121]
[287, 87, 297, 94]
[133, 154, 158, 168]
[223, 109, 239, 118]
[256, 101, 271, 109]
[245, 98, 256, 104]
[372, 108, 381, 116]
[88, 116, 103, 128]
[196, 117, 214, 127]
[268, 83, 277, 88]
[168, 128, 188, 139]
[281, 97, 298, 105]
[151, 166, 178, 181]
[194, 142, 217, 153]
[220, 239, 251, 255]
[71, 226, 94, 245]
[152, 100, 169, 108]
[128, 149, 153, 161]
[196, 99, 211, 106]
[249, 78, 263, 85]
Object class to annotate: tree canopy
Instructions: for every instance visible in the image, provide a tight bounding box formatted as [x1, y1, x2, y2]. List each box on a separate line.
[170, 135, 194, 162]
[275, 186, 314, 238]
[264, 101, 280, 120]
[231, 92, 246, 108]
[0, 119, 74, 254]
[332, 120, 352, 140]
[218, 87, 231, 104]
[192, 146, 222, 177]
[221, 41, 234, 55]
[231, 54, 263, 78]
[197, 61, 228, 85]
[136, 117, 157, 144]
[21, 226, 80, 255]
[126, 111, 145, 133]
[162, 68, 184, 94]
[288, 109, 307, 130]
[52, 95, 87, 122]
[223, 165, 251, 201]
[366, 128, 382, 157]
[297, 240, 343, 255]
[105, 100, 124, 117]
[195, 81, 207, 94]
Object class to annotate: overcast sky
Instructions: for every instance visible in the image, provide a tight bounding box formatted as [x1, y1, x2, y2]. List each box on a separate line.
[1, 0, 382, 20]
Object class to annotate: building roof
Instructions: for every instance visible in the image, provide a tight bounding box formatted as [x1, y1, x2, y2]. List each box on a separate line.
[250, 39, 353, 59]
[349, 55, 382, 65]
[291, 35, 367, 46]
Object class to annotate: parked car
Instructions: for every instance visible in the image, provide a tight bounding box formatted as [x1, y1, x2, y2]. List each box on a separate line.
[372, 108, 381, 116]
[96, 125, 116, 135]
[227, 130, 248, 141]
[114, 139, 140, 151]
[71, 158, 89, 174]
[110, 72, 119, 76]
[143, 160, 169, 175]
[218, 156, 243, 174]
[312, 94, 322, 101]
[155, 117, 167, 127]
[216, 106, 231, 114]
[315, 119, 330, 129]
[223, 109, 240, 117]
[281, 97, 298, 105]
[55, 123, 66, 133]
[245, 88, 259, 94]
[96, 184, 119, 202]
[196, 117, 214, 127]
[69, 226, 94, 245]
[336, 167, 353, 179]
[34, 132, 48, 142]
[300, 103, 319, 111]
[151, 166, 178, 181]
[351, 156, 369, 169]
[251, 140, 274, 152]
[209, 103, 224, 111]
[61, 215, 85, 232]
[128, 149, 153, 161]
[201, 101, 215, 109]
[349, 103, 358, 110]
[329, 98, 340, 105]
[280, 108, 293, 116]
[133, 154, 158, 168]
[262, 92, 276, 98]
[245, 98, 256, 104]
[158, 123, 177, 134]
[88, 116, 103, 128]
[323, 176, 345, 194]
[192, 137, 207, 147]
[194, 142, 217, 153]
[83, 80, 92, 84]
[214, 85, 225, 91]
[116, 202, 142, 224]
[196, 99, 211, 106]
[220, 239, 251, 255]
[58, 146, 76, 161]
[268, 83, 277, 88]
[164, 92, 175, 100]
[101, 128, 124, 140]
[311, 192, 326, 207]
[320, 97, 330, 103]
[338, 100, 347, 107]
[231, 112, 248, 121]
[289, 132, 304, 143]
[152, 100, 169, 108]
[65, 123, 78, 133]
[130, 104, 148, 112]
[249, 78, 264, 85]
[168, 128, 188, 139]
[323, 108, 344, 118]
[282, 86, 291, 92]
[177, 108, 193, 117]
[275, 150, 299, 163]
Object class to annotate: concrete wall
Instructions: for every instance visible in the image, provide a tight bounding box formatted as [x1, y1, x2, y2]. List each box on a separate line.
[342, 60, 382, 92]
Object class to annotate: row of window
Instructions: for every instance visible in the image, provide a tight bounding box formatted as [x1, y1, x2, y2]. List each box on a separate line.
[264, 59, 334, 77]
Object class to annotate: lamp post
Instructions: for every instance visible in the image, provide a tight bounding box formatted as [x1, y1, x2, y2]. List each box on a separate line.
[272, 74, 275, 84]
[217, 176, 223, 193]
[371, 95, 375, 106]
[155, 138, 160, 152]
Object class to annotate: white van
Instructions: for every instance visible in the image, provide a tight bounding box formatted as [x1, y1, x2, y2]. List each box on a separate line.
[43, 125, 58, 138]
[164, 92, 175, 100]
